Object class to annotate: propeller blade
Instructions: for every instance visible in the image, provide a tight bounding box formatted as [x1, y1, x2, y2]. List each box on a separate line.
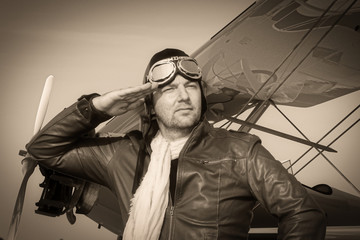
[7, 75, 54, 240]
[7, 158, 35, 240]
[33, 75, 54, 134]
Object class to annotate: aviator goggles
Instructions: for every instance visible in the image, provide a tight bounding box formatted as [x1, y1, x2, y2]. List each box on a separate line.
[147, 56, 202, 86]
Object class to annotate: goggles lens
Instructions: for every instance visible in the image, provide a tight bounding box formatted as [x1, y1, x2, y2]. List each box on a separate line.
[178, 59, 201, 77]
[151, 62, 176, 83]
[148, 57, 201, 85]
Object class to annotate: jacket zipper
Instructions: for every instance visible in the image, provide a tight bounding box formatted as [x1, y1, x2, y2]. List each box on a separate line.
[168, 205, 174, 239]
[167, 123, 200, 239]
[168, 162, 176, 240]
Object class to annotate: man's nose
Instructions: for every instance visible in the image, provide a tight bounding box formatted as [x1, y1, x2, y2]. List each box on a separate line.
[177, 85, 190, 101]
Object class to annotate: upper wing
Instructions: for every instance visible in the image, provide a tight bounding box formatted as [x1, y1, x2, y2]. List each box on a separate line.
[192, 0, 360, 121]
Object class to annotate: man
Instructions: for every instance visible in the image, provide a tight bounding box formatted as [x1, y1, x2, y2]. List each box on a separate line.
[26, 48, 326, 239]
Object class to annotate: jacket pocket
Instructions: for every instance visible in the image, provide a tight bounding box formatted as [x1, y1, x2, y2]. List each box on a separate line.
[197, 158, 238, 165]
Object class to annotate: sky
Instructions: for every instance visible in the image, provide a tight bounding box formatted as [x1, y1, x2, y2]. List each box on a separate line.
[0, 0, 359, 239]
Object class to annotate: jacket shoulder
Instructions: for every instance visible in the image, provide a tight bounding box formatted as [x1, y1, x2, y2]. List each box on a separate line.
[201, 124, 261, 159]
[208, 126, 261, 145]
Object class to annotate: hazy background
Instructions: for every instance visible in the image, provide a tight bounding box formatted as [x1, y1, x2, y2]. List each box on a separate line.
[0, 0, 359, 239]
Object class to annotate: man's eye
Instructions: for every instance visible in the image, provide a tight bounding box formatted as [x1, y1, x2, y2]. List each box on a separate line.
[162, 87, 174, 92]
[186, 83, 198, 89]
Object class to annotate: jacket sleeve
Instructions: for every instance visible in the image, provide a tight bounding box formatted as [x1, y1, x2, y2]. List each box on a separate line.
[247, 141, 326, 239]
[26, 95, 119, 186]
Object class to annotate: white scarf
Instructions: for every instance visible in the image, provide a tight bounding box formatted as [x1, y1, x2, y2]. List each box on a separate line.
[123, 132, 188, 240]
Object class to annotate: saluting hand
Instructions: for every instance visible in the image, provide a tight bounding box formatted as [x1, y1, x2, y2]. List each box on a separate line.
[92, 82, 158, 116]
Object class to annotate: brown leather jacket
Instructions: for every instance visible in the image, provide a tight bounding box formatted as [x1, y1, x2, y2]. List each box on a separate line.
[27, 97, 326, 239]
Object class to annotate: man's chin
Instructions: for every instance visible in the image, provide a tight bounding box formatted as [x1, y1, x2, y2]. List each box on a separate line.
[173, 115, 200, 128]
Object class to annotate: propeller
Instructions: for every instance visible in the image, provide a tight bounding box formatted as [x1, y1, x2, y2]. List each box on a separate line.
[7, 75, 54, 240]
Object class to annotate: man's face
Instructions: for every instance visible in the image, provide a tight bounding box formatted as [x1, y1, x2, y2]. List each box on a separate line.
[152, 75, 202, 132]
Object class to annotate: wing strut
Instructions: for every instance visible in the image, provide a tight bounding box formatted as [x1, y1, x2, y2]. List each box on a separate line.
[223, 114, 336, 153]
[237, 100, 271, 133]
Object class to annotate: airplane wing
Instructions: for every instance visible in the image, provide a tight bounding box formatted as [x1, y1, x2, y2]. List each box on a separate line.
[191, 0, 360, 121]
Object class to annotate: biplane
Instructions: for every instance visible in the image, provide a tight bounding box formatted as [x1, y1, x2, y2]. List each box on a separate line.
[8, 0, 360, 239]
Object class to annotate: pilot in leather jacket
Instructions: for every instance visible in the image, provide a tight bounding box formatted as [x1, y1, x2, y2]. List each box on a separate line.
[26, 49, 326, 240]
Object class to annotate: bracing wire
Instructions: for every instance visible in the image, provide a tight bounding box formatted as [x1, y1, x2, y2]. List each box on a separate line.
[288, 104, 360, 170]
[294, 118, 360, 195]
[273, 102, 360, 194]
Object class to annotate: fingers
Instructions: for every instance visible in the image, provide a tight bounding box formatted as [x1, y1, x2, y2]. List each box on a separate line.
[126, 99, 146, 111]
[94, 82, 158, 116]
[120, 82, 158, 97]
[110, 82, 158, 106]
